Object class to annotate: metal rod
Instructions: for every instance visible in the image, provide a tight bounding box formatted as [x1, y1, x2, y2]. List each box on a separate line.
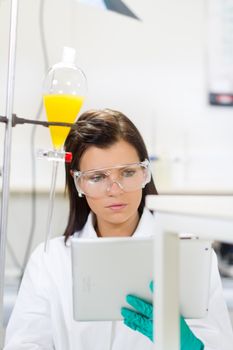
[0, 0, 19, 345]
[44, 161, 59, 252]
[0, 116, 8, 124]
[12, 114, 74, 127]
[0, 114, 75, 127]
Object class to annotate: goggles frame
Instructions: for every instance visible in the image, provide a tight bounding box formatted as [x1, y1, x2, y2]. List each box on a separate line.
[72, 159, 151, 198]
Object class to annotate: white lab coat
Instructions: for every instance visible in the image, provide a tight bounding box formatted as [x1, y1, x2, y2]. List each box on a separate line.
[4, 208, 233, 350]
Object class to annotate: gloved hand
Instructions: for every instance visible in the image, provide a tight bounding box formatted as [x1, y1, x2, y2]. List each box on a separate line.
[121, 282, 204, 350]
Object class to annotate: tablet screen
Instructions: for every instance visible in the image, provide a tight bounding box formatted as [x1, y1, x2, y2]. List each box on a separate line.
[71, 237, 212, 321]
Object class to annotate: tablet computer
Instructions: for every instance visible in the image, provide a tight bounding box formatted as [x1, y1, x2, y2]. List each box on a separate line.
[71, 236, 212, 321]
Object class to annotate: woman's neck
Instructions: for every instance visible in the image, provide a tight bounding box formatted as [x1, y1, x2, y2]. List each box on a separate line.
[95, 212, 140, 238]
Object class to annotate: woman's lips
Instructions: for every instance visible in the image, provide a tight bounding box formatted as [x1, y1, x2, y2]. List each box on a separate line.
[106, 204, 127, 211]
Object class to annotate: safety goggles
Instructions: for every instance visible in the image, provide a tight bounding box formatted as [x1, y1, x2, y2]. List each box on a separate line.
[72, 159, 151, 198]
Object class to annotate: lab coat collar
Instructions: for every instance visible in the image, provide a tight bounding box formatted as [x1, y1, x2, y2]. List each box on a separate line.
[73, 207, 156, 239]
[65, 213, 97, 246]
[133, 208, 156, 238]
[78, 212, 98, 239]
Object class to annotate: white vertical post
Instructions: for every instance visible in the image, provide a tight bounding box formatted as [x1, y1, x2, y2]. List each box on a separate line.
[154, 213, 180, 350]
[0, 0, 19, 346]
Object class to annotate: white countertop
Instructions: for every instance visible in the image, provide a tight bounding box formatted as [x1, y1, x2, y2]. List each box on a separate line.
[146, 195, 233, 220]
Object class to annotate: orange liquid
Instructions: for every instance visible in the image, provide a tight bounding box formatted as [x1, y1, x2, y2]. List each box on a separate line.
[43, 94, 84, 149]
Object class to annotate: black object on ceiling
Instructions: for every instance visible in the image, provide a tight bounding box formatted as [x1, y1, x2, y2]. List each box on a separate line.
[103, 0, 140, 20]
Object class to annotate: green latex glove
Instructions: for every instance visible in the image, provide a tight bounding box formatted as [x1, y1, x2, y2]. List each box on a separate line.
[121, 283, 204, 350]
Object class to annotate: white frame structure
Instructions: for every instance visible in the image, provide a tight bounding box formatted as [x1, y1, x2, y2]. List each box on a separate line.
[146, 195, 233, 350]
[0, 0, 19, 346]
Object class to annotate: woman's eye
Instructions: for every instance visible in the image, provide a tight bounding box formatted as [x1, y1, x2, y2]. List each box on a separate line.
[122, 169, 136, 177]
[88, 173, 106, 183]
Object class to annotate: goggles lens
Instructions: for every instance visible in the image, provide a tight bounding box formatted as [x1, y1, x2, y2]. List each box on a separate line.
[73, 159, 151, 198]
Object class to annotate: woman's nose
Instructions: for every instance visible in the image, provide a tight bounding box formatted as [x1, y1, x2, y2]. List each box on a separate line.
[106, 180, 124, 195]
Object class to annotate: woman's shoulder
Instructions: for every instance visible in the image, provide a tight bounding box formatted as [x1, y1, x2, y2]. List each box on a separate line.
[21, 236, 72, 295]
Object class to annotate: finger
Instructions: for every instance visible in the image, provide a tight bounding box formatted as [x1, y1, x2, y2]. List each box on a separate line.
[121, 307, 151, 329]
[121, 307, 138, 321]
[126, 295, 153, 319]
[122, 311, 153, 341]
[149, 280, 154, 292]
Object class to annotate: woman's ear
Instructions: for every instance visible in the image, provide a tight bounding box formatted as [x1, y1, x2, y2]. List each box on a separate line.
[70, 170, 74, 177]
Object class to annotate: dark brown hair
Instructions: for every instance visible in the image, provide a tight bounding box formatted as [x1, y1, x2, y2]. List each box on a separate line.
[64, 109, 158, 242]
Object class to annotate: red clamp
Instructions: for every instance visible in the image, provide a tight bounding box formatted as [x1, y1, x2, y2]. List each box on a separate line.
[65, 152, 73, 163]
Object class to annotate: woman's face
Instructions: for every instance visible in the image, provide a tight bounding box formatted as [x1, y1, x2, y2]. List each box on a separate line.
[79, 139, 143, 235]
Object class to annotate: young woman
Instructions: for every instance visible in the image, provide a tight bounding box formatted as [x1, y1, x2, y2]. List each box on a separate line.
[4, 109, 233, 349]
